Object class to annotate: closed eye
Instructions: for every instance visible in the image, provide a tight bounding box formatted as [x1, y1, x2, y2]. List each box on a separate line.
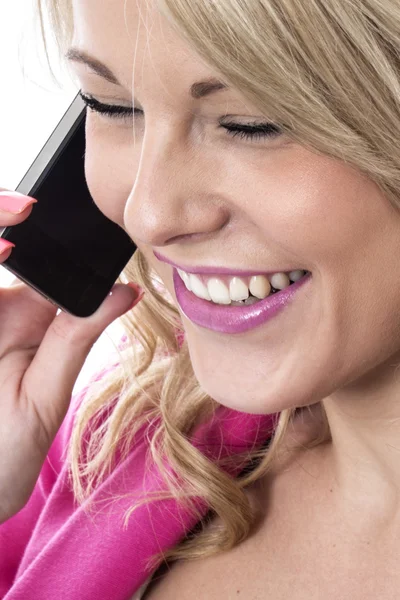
[78, 91, 282, 141]
[79, 91, 138, 119]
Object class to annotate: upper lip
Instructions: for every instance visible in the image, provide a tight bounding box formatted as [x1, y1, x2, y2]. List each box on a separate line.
[153, 250, 301, 277]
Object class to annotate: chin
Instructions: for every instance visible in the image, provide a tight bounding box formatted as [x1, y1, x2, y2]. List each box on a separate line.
[193, 377, 295, 415]
[189, 354, 332, 416]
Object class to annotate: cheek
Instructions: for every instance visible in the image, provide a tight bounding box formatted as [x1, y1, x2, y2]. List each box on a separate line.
[251, 149, 383, 264]
[84, 120, 137, 226]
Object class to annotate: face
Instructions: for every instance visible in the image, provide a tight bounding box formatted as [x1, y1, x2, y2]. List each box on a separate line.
[70, 0, 400, 415]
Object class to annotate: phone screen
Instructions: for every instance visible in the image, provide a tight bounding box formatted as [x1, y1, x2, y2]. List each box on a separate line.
[0, 93, 137, 317]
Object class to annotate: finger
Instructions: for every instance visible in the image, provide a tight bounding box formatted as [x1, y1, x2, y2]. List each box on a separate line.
[0, 245, 14, 264]
[0, 190, 37, 223]
[0, 202, 36, 226]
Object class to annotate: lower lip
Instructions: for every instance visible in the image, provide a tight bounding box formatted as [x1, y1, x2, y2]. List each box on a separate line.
[173, 269, 312, 334]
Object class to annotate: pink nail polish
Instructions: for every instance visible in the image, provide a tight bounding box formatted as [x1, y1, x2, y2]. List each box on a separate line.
[0, 239, 15, 255]
[0, 191, 38, 214]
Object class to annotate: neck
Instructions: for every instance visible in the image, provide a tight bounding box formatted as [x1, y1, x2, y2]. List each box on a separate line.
[318, 357, 400, 527]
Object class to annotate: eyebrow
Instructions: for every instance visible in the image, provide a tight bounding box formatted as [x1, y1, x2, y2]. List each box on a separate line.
[65, 48, 229, 99]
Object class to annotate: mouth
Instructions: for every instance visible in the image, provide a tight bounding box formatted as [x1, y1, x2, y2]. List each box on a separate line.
[173, 268, 312, 334]
[176, 268, 309, 305]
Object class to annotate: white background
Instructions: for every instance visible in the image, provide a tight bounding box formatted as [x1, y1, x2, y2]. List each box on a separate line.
[0, 0, 125, 395]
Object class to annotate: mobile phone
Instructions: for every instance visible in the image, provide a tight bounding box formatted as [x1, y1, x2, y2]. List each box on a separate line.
[0, 91, 136, 317]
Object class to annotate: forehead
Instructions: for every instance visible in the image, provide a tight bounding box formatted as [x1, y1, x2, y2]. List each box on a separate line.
[70, 0, 223, 100]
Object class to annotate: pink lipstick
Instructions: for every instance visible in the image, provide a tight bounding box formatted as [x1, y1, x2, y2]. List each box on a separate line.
[173, 269, 312, 334]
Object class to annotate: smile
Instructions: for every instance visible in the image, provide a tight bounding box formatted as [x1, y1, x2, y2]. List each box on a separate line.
[177, 269, 309, 306]
[173, 268, 312, 334]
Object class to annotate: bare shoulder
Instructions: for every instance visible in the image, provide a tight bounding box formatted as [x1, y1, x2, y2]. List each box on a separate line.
[142, 404, 330, 600]
[142, 405, 400, 598]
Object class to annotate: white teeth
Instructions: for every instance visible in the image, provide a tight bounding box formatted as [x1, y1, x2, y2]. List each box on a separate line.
[177, 269, 307, 305]
[229, 277, 249, 301]
[207, 278, 231, 304]
[249, 275, 271, 299]
[270, 272, 291, 290]
[178, 268, 192, 291]
[188, 273, 211, 300]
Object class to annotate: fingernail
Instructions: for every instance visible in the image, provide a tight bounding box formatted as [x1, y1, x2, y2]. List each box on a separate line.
[0, 239, 16, 255]
[126, 282, 145, 309]
[0, 191, 38, 214]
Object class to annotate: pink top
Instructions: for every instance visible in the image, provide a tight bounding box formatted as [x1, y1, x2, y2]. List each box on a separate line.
[0, 340, 278, 599]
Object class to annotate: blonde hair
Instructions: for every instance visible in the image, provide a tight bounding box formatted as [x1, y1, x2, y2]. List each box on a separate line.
[35, 0, 400, 571]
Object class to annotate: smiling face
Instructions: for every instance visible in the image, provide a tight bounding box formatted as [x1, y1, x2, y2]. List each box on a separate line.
[69, 0, 400, 414]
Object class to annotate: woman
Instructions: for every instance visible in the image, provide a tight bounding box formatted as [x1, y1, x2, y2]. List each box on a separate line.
[1, 0, 400, 597]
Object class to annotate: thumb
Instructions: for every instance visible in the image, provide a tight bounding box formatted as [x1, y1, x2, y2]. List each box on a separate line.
[90, 281, 145, 322]
[24, 281, 145, 403]
[19, 281, 145, 452]
[117, 282, 145, 312]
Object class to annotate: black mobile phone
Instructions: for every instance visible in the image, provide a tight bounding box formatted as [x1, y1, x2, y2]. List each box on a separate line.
[0, 91, 136, 317]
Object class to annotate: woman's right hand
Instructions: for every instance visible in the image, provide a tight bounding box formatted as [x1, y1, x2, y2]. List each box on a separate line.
[0, 188, 143, 523]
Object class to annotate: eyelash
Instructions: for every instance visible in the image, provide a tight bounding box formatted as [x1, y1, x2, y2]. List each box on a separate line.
[78, 91, 282, 142]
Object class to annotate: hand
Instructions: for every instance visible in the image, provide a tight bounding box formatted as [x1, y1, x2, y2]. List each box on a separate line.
[0, 188, 143, 522]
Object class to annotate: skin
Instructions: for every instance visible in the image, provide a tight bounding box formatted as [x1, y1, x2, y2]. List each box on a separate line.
[69, 0, 400, 545]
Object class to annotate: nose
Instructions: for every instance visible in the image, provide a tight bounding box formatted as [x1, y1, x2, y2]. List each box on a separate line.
[123, 122, 229, 247]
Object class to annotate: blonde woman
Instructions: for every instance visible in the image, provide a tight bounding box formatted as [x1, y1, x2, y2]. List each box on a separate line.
[1, 0, 400, 597]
